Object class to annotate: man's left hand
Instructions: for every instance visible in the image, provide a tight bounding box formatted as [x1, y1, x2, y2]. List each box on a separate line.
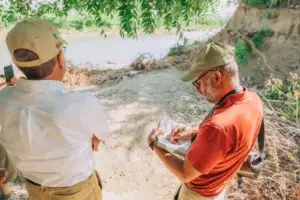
[0, 168, 7, 187]
[148, 129, 164, 146]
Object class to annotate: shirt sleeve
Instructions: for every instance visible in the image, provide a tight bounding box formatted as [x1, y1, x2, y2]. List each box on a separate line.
[187, 123, 231, 174]
[80, 94, 110, 141]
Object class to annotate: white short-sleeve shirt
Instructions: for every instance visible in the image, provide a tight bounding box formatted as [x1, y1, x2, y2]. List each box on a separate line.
[0, 79, 109, 187]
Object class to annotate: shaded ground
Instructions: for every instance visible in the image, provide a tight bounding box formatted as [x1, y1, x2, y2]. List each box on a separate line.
[90, 69, 211, 200]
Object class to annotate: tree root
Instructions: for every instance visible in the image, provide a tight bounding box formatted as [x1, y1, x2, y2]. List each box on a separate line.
[227, 29, 276, 76]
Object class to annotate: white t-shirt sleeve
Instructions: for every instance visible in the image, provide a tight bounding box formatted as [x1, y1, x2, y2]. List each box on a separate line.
[80, 94, 110, 141]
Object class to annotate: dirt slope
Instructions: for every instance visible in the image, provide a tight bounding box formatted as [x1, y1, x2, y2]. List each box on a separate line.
[212, 6, 300, 82]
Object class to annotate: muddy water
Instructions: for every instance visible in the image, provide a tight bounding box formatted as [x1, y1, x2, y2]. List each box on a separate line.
[0, 30, 219, 74]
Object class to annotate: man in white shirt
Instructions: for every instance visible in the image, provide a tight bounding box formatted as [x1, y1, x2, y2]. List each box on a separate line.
[0, 18, 109, 200]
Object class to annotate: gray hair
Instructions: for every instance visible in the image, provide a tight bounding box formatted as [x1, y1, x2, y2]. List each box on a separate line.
[214, 62, 240, 85]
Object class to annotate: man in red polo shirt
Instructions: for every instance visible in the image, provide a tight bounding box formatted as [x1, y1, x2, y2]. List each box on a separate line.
[148, 42, 263, 199]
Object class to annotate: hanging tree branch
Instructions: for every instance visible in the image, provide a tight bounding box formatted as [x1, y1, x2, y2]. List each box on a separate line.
[0, 0, 219, 38]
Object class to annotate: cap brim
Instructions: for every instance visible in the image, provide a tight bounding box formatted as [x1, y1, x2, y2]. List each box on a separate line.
[181, 65, 204, 82]
[181, 71, 199, 82]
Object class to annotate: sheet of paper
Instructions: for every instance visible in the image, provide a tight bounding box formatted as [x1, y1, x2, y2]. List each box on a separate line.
[156, 119, 191, 156]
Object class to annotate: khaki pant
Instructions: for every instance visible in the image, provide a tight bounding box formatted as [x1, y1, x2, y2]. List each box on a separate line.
[25, 172, 102, 200]
[176, 184, 227, 200]
[0, 143, 17, 183]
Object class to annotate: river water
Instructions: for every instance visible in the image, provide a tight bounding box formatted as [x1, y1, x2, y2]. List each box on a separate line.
[0, 0, 238, 74]
[0, 30, 220, 74]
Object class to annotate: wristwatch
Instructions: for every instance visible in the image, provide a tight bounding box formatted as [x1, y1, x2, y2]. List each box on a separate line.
[149, 140, 157, 150]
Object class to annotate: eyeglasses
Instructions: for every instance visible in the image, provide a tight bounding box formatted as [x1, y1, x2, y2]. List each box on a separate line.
[192, 70, 216, 88]
[62, 46, 67, 54]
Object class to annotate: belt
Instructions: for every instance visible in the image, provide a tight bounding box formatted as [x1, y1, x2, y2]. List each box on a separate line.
[25, 172, 99, 187]
[25, 178, 42, 186]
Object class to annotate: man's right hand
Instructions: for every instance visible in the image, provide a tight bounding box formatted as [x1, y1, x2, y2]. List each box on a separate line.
[170, 125, 197, 143]
[92, 135, 105, 152]
[0, 168, 7, 187]
[9, 77, 17, 85]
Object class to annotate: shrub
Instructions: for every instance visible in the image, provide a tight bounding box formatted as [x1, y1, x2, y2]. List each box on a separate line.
[246, 0, 266, 6]
[70, 20, 84, 31]
[264, 11, 273, 20]
[167, 45, 185, 56]
[252, 28, 273, 48]
[263, 73, 300, 122]
[235, 39, 250, 66]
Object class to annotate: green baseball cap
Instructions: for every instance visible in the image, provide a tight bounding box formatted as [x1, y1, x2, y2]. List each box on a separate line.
[181, 42, 235, 82]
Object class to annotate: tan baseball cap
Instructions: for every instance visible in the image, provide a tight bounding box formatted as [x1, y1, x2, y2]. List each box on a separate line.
[6, 18, 67, 68]
[181, 42, 235, 82]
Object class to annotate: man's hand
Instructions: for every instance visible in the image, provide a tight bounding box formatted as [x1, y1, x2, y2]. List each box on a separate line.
[170, 125, 197, 142]
[148, 129, 164, 146]
[9, 77, 17, 85]
[92, 135, 102, 152]
[0, 168, 7, 187]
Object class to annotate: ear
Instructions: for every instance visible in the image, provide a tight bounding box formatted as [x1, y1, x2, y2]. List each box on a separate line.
[57, 51, 65, 70]
[213, 71, 222, 84]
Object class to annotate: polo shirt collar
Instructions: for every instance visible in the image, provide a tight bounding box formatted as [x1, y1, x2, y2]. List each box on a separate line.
[218, 87, 249, 107]
[15, 78, 66, 92]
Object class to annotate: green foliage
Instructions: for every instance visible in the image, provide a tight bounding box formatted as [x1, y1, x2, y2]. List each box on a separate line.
[70, 20, 84, 31]
[252, 28, 273, 48]
[264, 11, 273, 20]
[118, 0, 138, 38]
[167, 38, 204, 57]
[235, 27, 273, 67]
[140, 0, 156, 34]
[167, 45, 185, 56]
[244, 0, 299, 7]
[263, 74, 300, 122]
[195, 15, 222, 27]
[235, 39, 250, 66]
[0, 0, 219, 38]
[0, 9, 17, 27]
[246, 0, 266, 6]
[191, 40, 203, 46]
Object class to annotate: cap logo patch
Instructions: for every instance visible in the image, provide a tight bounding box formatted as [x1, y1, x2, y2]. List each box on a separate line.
[53, 33, 62, 49]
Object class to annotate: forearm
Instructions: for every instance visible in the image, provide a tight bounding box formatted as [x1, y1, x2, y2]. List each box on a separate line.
[0, 83, 6, 88]
[153, 145, 186, 182]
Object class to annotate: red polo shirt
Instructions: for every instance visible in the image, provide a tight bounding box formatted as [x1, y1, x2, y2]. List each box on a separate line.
[186, 87, 263, 197]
